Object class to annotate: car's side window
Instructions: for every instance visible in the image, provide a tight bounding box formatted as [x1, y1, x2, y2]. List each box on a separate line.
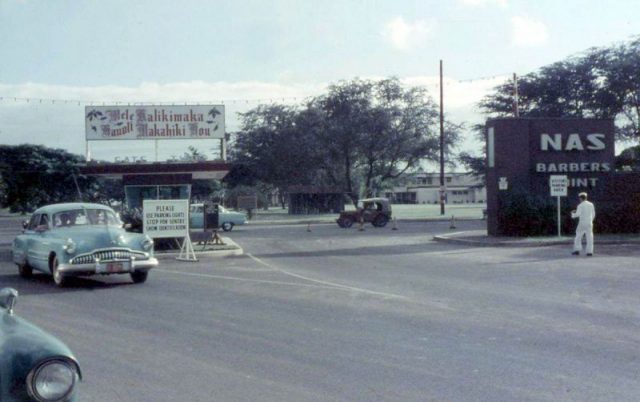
[39, 214, 50, 228]
[75, 210, 88, 225]
[27, 214, 40, 231]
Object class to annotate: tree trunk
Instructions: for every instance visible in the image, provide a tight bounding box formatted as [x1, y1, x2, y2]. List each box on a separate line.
[344, 153, 358, 207]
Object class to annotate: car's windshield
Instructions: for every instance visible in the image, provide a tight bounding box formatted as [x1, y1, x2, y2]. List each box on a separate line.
[53, 209, 120, 227]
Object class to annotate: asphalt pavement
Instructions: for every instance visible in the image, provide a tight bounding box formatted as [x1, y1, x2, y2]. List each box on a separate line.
[1, 218, 640, 401]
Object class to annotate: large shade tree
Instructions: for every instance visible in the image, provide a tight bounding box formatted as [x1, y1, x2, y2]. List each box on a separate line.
[460, 36, 640, 176]
[231, 77, 459, 205]
[0, 144, 92, 213]
[231, 104, 326, 206]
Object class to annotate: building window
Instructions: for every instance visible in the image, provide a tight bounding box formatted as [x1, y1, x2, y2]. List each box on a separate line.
[125, 185, 191, 209]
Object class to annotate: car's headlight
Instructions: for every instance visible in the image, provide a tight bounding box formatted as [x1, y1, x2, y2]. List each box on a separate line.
[142, 236, 154, 251]
[63, 238, 76, 255]
[26, 358, 80, 402]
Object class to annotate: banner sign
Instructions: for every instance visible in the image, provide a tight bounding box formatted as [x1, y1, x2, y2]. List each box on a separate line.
[85, 105, 225, 140]
[143, 199, 189, 238]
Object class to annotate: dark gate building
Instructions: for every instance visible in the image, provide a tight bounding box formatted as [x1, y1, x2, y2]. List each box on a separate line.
[485, 118, 640, 236]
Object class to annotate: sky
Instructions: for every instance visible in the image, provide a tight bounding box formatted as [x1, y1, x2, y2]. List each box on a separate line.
[0, 0, 638, 163]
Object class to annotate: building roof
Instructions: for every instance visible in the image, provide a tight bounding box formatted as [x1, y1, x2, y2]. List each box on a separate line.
[79, 161, 231, 180]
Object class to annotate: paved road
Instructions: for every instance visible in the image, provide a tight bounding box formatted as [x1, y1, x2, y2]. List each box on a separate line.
[1, 218, 639, 401]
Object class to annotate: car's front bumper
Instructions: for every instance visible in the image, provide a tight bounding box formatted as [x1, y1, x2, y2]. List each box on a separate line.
[57, 257, 158, 276]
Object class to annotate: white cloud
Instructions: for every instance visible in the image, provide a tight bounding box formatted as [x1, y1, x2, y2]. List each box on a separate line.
[381, 17, 435, 51]
[511, 16, 549, 47]
[459, 0, 507, 6]
[403, 75, 508, 109]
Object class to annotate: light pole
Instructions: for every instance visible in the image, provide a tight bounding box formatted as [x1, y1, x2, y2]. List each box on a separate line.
[439, 60, 445, 216]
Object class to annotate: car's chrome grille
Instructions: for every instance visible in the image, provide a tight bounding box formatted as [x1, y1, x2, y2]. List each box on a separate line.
[71, 249, 148, 265]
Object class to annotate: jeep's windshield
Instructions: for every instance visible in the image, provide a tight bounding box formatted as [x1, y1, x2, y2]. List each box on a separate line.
[53, 209, 120, 227]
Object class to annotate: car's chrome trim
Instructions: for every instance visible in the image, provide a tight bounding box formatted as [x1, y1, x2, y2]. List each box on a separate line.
[70, 248, 150, 265]
[58, 257, 158, 275]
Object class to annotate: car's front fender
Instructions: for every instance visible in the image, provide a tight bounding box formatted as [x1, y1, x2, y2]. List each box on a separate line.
[0, 312, 81, 401]
[11, 236, 28, 266]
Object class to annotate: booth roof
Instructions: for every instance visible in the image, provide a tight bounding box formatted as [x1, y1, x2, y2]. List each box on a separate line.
[79, 160, 231, 180]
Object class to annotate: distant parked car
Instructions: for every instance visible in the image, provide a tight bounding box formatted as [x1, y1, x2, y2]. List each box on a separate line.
[337, 197, 392, 228]
[12, 203, 158, 287]
[189, 203, 247, 231]
[0, 287, 82, 401]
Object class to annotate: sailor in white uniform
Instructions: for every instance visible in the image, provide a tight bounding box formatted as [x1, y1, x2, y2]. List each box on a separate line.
[571, 192, 596, 256]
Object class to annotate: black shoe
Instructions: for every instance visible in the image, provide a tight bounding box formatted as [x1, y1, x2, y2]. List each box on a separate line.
[586, 253, 593, 257]
[572, 251, 579, 255]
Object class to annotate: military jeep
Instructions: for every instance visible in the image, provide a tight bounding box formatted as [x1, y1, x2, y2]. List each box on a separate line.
[336, 197, 392, 228]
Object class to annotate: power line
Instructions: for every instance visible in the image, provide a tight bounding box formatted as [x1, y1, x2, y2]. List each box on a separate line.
[0, 74, 512, 107]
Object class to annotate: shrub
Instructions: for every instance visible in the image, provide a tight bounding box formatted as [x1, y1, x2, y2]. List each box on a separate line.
[497, 191, 640, 236]
[497, 191, 572, 236]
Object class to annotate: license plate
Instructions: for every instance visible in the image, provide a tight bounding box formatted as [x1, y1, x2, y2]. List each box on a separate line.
[97, 261, 130, 273]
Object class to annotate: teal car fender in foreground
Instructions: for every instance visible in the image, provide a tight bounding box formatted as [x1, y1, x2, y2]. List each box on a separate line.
[0, 288, 81, 401]
[12, 202, 158, 287]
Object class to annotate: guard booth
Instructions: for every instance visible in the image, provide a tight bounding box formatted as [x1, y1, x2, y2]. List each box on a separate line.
[80, 161, 231, 210]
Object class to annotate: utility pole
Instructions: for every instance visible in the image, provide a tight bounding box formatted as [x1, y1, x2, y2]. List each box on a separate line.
[439, 60, 445, 216]
[513, 73, 519, 117]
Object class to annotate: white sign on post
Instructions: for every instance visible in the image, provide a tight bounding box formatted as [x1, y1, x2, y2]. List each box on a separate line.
[143, 200, 189, 238]
[143, 199, 196, 261]
[549, 175, 568, 197]
[549, 175, 568, 237]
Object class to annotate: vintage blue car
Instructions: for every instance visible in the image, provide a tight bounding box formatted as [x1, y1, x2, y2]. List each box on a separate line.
[0, 288, 82, 401]
[12, 203, 158, 287]
[189, 203, 247, 231]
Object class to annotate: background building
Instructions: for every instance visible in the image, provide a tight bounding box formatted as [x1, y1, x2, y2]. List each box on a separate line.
[385, 172, 486, 204]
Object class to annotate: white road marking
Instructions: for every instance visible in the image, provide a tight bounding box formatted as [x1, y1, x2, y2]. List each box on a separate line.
[154, 268, 342, 290]
[157, 254, 457, 311]
[247, 253, 408, 300]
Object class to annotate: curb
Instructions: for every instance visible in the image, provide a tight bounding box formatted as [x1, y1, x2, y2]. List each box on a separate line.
[433, 231, 640, 247]
[155, 236, 244, 259]
[248, 217, 484, 226]
[432, 235, 568, 248]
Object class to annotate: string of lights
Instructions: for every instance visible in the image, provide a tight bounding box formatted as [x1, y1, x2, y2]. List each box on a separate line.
[0, 96, 301, 106]
[0, 73, 512, 106]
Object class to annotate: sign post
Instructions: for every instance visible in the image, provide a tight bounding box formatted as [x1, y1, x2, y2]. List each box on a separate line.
[549, 175, 568, 237]
[142, 199, 196, 261]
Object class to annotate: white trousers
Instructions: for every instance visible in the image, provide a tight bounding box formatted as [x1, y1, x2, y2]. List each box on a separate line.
[574, 224, 594, 254]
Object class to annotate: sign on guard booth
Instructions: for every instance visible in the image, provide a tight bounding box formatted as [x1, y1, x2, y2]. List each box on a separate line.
[485, 118, 615, 236]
